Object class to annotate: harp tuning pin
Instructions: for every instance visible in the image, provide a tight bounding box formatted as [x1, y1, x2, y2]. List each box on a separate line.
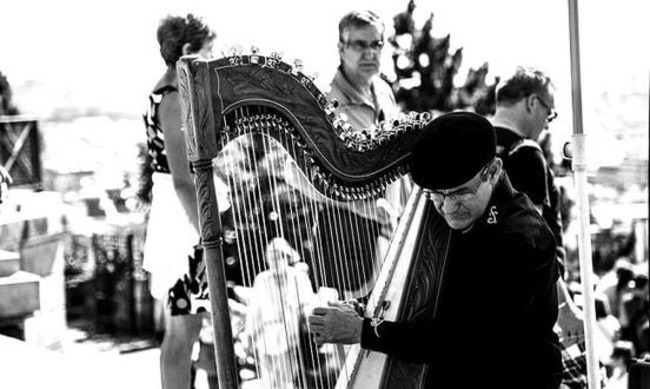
[330, 99, 339, 109]
[270, 50, 283, 60]
[230, 45, 243, 56]
[325, 103, 336, 115]
[293, 59, 304, 73]
[307, 72, 319, 81]
[249, 46, 261, 64]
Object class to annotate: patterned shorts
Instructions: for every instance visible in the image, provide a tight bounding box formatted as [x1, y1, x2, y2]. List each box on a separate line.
[167, 245, 211, 316]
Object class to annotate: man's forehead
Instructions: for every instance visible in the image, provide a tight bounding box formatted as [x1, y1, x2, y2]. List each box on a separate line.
[342, 24, 383, 40]
[540, 86, 556, 104]
[426, 169, 484, 195]
[429, 183, 470, 195]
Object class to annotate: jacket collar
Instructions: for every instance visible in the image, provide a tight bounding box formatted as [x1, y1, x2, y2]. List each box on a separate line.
[471, 173, 516, 232]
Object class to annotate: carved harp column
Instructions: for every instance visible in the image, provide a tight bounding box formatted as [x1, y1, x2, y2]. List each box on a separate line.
[178, 56, 239, 387]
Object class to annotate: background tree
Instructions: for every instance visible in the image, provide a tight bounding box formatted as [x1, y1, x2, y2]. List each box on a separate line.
[388, 0, 497, 116]
[0, 70, 20, 116]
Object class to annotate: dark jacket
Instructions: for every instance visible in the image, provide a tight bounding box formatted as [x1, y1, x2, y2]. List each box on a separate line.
[361, 174, 562, 389]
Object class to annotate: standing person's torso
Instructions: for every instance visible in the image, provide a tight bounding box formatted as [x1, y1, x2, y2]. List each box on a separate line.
[327, 67, 397, 132]
[494, 126, 564, 248]
[143, 85, 178, 174]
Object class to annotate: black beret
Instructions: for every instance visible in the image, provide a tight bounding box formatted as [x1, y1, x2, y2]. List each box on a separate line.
[410, 111, 496, 190]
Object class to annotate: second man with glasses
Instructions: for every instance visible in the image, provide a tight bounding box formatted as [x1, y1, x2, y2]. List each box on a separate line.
[491, 66, 588, 388]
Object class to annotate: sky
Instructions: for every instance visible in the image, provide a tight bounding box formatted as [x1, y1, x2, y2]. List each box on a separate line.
[0, 0, 648, 170]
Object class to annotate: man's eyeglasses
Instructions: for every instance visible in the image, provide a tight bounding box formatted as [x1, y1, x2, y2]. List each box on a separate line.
[535, 95, 558, 123]
[423, 161, 492, 204]
[343, 39, 384, 52]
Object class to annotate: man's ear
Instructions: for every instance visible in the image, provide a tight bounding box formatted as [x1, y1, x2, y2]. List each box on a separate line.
[337, 42, 345, 59]
[182, 42, 192, 56]
[526, 94, 537, 114]
[489, 158, 503, 184]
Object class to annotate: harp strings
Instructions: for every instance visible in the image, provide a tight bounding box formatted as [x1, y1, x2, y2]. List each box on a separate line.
[260, 108, 339, 389]
[273, 113, 349, 389]
[257, 109, 312, 388]
[218, 106, 387, 388]
[243, 106, 300, 388]
[272, 114, 332, 389]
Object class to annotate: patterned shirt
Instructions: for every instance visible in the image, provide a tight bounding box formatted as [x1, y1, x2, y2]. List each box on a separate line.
[143, 85, 177, 174]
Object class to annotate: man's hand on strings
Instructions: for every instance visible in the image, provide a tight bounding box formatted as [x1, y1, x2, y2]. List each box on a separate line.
[308, 301, 363, 346]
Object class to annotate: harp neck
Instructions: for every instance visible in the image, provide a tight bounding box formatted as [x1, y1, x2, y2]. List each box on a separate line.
[178, 54, 429, 201]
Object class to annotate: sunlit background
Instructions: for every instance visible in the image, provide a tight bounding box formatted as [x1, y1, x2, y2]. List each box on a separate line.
[1, 1, 648, 388]
[1, 0, 648, 179]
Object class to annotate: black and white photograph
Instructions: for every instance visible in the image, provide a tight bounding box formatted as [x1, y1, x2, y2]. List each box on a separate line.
[0, 1, 648, 388]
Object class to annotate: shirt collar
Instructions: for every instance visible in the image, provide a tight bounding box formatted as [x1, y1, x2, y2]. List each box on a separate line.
[332, 66, 376, 108]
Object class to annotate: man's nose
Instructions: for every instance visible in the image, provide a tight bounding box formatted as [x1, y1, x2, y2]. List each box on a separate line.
[362, 48, 379, 58]
[440, 197, 458, 213]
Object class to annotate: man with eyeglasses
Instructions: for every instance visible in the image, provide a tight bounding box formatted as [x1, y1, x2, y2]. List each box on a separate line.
[309, 112, 562, 389]
[314, 10, 409, 300]
[492, 67, 589, 388]
[329, 10, 396, 132]
[492, 66, 559, 221]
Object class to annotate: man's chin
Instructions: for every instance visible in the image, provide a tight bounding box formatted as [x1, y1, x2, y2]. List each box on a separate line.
[445, 217, 471, 231]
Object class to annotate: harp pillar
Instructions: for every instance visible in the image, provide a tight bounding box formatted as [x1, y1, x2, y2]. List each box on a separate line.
[192, 158, 239, 388]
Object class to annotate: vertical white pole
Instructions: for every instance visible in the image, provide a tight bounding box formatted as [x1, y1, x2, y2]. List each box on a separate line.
[567, 1, 601, 388]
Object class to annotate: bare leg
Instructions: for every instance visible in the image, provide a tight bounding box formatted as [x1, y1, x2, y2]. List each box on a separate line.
[161, 312, 205, 389]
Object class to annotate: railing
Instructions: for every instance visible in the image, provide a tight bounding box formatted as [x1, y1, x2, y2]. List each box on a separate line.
[0, 115, 42, 188]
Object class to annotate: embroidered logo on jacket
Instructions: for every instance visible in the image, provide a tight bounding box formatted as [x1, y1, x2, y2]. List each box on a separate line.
[487, 206, 498, 224]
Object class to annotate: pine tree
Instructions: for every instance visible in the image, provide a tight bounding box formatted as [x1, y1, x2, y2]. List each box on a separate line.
[388, 0, 497, 116]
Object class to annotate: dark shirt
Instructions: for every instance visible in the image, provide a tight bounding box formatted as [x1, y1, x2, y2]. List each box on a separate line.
[361, 174, 562, 388]
[495, 125, 565, 262]
[495, 126, 549, 206]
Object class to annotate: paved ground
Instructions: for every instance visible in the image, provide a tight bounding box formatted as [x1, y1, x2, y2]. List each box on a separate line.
[0, 320, 162, 389]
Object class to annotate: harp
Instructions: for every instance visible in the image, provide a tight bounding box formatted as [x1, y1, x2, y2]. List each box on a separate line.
[178, 52, 448, 389]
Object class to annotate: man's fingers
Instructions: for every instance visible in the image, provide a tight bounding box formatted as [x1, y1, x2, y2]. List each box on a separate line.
[312, 306, 330, 316]
[312, 333, 325, 346]
[308, 315, 323, 327]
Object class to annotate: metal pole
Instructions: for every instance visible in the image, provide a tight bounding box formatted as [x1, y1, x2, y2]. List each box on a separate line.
[567, 1, 601, 388]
